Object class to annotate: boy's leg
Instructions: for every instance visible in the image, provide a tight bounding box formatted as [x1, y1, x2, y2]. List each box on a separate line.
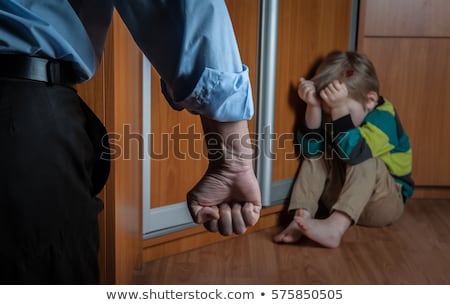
[356, 160, 404, 227]
[294, 158, 404, 247]
[325, 158, 403, 226]
[295, 158, 399, 248]
[323, 158, 378, 223]
[290, 157, 349, 247]
[273, 158, 328, 243]
[288, 158, 329, 215]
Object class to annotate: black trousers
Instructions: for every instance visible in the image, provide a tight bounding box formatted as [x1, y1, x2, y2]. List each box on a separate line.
[0, 79, 110, 284]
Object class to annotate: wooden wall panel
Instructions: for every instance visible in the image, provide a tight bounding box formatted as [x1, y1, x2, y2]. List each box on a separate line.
[150, 0, 259, 207]
[109, 11, 143, 284]
[363, 0, 450, 37]
[362, 38, 450, 186]
[272, 0, 353, 181]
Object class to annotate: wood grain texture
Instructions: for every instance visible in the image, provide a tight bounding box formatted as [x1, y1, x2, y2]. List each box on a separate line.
[412, 187, 450, 199]
[361, 38, 450, 186]
[111, 11, 143, 283]
[363, 0, 450, 37]
[272, 0, 353, 181]
[133, 199, 450, 284]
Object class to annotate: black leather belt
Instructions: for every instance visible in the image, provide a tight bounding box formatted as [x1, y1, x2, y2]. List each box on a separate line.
[0, 54, 77, 86]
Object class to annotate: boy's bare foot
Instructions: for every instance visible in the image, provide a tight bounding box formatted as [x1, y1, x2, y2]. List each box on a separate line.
[273, 209, 312, 243]
[294, 210, 351, 248]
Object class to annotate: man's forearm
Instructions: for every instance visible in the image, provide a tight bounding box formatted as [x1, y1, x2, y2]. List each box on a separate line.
[200, 117, 254, 167]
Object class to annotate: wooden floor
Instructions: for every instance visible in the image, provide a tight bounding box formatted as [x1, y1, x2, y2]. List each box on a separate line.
[132, 199, 450, 284]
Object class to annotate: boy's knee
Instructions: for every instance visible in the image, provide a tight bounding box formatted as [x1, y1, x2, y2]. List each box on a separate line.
[344, 158, 378, 179]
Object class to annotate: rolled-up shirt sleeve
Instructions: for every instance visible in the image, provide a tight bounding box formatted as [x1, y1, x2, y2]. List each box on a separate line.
[114, 0, 254, 122]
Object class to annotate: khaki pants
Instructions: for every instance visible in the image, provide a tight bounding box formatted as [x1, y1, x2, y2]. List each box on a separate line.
[288, 157, 404, 227]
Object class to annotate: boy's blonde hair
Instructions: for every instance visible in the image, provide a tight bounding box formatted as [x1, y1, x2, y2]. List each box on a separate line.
[312, 51, 379, 105]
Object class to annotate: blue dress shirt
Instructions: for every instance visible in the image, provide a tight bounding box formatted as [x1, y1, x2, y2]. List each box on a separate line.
[0, 0, 253, 122]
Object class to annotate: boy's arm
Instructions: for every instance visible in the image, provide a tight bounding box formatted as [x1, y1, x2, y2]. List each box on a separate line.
[298, 77, 322, 129]
[297, 78, 325, 158]
[305, 104, 322, 129]
[298, 104, 325, 158]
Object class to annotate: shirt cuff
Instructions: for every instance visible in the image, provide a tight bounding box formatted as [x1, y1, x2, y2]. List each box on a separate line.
[332, 114, 355, 134]
[161, 65, 254, 122]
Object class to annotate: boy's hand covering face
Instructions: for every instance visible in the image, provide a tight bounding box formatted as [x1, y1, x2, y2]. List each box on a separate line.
[298, 77, 321, 108]
[319, 80, 349, 108]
